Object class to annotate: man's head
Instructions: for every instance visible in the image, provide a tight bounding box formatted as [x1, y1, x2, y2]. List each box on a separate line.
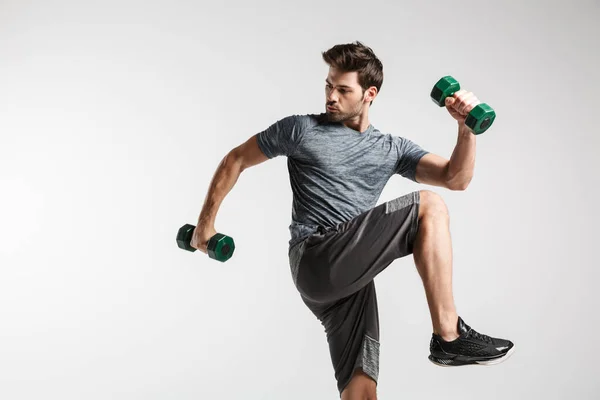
[321, 41, 383, 123]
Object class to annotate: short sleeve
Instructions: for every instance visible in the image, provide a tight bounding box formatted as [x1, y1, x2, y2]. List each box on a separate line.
[256, 115, 306, 158]
[394, 136, 430, 182]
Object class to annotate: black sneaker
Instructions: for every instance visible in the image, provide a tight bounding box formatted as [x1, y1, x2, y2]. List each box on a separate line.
[428, 316, 515, 366]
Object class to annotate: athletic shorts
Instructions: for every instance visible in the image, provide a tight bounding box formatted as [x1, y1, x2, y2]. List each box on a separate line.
[288, 191, 421, 396]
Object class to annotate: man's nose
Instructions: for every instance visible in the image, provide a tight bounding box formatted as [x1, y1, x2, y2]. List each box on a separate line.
[326, 90, 338, 103]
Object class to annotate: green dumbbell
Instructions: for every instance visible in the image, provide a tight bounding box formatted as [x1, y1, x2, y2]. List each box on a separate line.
[176, 224, 235, 263]
[430, 76, 496, 135]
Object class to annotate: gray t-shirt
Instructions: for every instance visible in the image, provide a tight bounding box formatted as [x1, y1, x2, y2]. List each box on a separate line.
[257, 113, 429, 252]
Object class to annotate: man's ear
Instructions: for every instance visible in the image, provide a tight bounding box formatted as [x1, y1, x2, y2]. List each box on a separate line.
[365, 87, 378, 103]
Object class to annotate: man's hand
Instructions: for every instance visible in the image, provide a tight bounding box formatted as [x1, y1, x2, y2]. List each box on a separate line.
[445, 89, 481, 125]
[191, 224, 218, 254]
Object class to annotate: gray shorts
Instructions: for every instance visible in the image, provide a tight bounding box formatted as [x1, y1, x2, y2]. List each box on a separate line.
[288, 191, 421, 396]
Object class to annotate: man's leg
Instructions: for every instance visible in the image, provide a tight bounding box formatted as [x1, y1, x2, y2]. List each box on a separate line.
[300, 281, 381, 399]
[413, 190, 515, 366]
[295, 191, 420, 397]
[412, 190, 460, 341]
[338, 189, 457, 398]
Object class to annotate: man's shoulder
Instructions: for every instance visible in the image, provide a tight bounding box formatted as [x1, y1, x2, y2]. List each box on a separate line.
[290, 112, 329, 129]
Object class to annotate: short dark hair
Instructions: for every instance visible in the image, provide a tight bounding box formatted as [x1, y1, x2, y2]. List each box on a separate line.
[321, 41, 383, 106]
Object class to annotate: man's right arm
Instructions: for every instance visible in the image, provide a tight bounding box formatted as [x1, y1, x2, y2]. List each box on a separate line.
[232, 134, 270, 171]
[197, 134, 268, 228]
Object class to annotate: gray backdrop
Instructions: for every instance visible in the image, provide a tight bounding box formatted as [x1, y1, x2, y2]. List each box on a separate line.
[1, 0, 598, 399]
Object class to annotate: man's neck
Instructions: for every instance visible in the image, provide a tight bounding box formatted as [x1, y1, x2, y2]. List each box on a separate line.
[342, 115, 370, 133]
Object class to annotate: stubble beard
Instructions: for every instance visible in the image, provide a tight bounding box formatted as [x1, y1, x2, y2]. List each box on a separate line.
[326, 94, 365, 123]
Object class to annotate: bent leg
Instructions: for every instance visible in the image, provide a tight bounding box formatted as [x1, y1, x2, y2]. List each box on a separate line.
[294, 191, 420, 396]
[296, 191, 420, 304]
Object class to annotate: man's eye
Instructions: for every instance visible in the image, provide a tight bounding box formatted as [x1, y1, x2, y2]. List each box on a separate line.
[325, 84, 348, 94]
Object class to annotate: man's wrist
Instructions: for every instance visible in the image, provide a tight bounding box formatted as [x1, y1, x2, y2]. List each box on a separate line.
[458, 122, 474, 136]
[197, 216, 215, 228]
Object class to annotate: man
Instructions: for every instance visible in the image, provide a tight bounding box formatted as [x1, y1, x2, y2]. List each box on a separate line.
[191, 41, 514, 400]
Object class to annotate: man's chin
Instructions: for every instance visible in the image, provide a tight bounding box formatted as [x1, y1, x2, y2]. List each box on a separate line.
[325, 111, 344, 122]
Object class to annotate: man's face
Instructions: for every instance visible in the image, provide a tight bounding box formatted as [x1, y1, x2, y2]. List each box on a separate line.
[324, 68, 367, 122]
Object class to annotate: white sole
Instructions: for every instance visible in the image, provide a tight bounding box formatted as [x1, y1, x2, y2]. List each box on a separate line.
[476, 345, 516, 365]
[429, 345, 516, 367]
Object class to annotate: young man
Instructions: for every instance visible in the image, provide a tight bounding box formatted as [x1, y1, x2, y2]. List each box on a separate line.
[191, 41, 515, 400]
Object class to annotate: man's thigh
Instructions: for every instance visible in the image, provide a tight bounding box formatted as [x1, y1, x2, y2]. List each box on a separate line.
[296, 190, 420, 303]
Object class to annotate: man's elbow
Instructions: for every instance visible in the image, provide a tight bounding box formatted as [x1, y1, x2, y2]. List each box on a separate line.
[447, 176, 473, 191]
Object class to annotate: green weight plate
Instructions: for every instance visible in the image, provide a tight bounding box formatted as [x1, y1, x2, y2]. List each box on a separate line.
[465, 103, 496, 134]
[431, 76, 460, 107]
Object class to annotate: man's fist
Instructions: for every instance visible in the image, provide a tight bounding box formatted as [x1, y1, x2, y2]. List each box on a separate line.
[191, 224, 218, 254]
[445, 89, 481, 124]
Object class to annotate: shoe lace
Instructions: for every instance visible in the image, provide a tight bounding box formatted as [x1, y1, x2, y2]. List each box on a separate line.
[469, 329, 493, 344]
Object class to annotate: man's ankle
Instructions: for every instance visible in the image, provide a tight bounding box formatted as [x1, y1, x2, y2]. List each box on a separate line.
[434, 313, 459, 341]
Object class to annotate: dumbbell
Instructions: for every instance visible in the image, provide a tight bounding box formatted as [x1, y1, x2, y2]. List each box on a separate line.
[430, 76, 496, 135]
[176, 224, 235, 263]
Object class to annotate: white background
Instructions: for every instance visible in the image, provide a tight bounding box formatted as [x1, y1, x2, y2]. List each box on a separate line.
[1, 0, 598, 399]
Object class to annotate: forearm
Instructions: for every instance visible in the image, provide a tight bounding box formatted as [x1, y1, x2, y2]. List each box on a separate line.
[197, 153, 243, 227]
[447, 123, 476, 189]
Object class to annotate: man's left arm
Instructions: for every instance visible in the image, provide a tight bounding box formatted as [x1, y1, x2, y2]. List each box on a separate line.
[415, 89, 479, 191]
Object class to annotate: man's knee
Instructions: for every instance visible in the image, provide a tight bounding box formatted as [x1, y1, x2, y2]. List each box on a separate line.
[341, 368, 377, 400]
[418, 190, 449, 220]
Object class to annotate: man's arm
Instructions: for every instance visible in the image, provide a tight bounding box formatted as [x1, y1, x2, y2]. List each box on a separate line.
[415, 123, 476, 190]
[197, 134, 268, 227]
